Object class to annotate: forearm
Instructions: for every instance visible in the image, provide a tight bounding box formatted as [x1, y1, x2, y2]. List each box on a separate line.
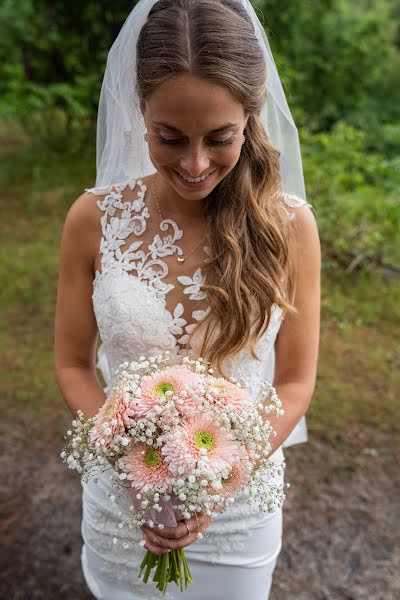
[56, 365, 106, 419]
[264, 380, 313, 459]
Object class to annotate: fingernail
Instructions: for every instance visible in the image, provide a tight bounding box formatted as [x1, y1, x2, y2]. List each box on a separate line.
[153, 538, 161, 545]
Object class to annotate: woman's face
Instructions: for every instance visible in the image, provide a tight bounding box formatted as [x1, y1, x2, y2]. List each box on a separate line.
[142, 73, 249, 201]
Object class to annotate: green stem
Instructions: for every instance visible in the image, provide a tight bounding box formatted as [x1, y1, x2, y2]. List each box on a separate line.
[177, 548, 183, 592]
[166, 550, 174, 583]
[143, 551, 157, 583]
[171, 549, 180, 585]
[153, 554, 163, 583]
[139, 550, 149, 575]
[181, 550, 193, 587]
[160, 552, 168, 593]
[138, 548, 193, 594]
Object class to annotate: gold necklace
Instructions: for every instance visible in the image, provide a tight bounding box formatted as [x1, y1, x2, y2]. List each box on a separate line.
[152, 173, 207, 265]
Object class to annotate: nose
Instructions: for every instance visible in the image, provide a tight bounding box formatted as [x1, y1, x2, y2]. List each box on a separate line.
[179, 144, 211, 177]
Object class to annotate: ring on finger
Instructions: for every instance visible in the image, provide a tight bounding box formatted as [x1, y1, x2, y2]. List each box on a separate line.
[183, 520, 191, 536]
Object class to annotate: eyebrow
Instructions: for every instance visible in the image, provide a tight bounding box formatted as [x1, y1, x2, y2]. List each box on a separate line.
[152, 121, 239, 134]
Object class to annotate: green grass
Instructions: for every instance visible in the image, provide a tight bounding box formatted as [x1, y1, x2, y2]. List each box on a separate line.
[1, 130, 399, 451]
[0, 132, 95, 428]
[312, 272, 399, 445]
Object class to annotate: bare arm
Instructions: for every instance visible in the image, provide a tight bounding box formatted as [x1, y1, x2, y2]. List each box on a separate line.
[54, 192, 106, 419]
[267, 204, 321, 454]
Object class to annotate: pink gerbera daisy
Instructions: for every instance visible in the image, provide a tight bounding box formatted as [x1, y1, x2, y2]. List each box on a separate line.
[122, 443, 172, 493]
[162, 413, 240, 477]
[208, 377, 252, 412]
[89, 381, 128, 449]
[131, 366, 202, 418]
[217, 460, 250, 500]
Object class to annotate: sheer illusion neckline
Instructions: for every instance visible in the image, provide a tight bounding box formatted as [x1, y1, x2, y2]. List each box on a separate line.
[88, 177, 210, 353]
[86, 176, 309, 358]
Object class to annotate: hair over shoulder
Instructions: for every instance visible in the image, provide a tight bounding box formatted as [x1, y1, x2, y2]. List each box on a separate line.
[136, 0, 298, 374]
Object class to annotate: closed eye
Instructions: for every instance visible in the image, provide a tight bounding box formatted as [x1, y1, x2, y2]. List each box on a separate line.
[159, 136, 233, 147]
[209, 139, 233, 147]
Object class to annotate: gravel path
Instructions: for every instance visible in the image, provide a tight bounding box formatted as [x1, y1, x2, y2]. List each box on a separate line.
[1, 416, 398, 600]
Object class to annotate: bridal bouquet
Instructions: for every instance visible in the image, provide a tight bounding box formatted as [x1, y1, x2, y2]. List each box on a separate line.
[61, 352, 288, 594]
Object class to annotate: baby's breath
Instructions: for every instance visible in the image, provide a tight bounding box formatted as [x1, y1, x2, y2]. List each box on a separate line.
[61, 350, 288, 542]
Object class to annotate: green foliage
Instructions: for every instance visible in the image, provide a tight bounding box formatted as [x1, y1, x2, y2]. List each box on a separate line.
[0, 0, 137, 120]
[0, 0, 399, 273]
[256, 0, 400, 132]
[302, 122, 400, 269]
[302, 122, 400, 196]
[0, 111, 96, 195]
[1, 0, 399, 131]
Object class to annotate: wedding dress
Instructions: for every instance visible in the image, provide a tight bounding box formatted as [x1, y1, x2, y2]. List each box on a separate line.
[80, 177, 310, 600]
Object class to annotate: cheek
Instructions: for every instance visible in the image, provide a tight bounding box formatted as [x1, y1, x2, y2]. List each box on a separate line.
[148, 144, 173, 166]
[219, 145, 242, 167]
[148, 143, 243, 169]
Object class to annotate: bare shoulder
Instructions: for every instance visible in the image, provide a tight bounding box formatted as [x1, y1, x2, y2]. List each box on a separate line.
[64, 188, 104, 233]
[59, 188, 106, 274]
[289, 204, 321, 264]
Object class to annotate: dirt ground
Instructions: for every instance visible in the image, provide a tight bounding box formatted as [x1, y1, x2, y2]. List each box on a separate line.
[1, 413, 399, 600]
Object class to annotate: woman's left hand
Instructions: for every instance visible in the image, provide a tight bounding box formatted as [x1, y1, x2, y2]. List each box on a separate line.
[141, 512, 212, 555]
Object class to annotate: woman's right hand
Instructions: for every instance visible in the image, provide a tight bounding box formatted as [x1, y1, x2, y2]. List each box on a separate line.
[141, 511, 212, 556]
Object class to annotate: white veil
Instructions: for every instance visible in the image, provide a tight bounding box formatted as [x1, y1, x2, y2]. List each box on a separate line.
[94, 0, 308, 447]
[96, 0, 306, 201]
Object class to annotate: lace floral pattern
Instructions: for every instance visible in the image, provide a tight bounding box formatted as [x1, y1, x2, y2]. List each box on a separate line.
[88, 179, 301, 382]
[89, 178, 212, 372]
[281, 191, 313, 221]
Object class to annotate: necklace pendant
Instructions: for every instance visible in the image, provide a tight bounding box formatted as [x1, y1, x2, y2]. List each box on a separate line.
[177, 256, 185, 264]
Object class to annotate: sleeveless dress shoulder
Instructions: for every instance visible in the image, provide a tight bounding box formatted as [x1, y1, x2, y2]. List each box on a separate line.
[80, 178, 310, 599]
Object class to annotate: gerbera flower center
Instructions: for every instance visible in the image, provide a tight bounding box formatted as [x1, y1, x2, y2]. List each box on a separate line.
[144, 448, 160, 468]
[155, 382, 175, 396]
[104, 398, 116, 420]
[194, 430, 215, 451]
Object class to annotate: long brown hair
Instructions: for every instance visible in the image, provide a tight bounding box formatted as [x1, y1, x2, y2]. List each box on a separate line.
[136, 0, 298, 374]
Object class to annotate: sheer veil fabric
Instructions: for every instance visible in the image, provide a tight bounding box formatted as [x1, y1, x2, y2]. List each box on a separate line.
[95, 0, 308, 447]
[96, 0, 306, 198]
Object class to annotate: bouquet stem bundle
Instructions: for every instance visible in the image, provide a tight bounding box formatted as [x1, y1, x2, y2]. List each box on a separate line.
[140, 548, 192, 594]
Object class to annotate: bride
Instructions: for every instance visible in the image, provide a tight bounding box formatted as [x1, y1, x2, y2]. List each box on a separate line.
[54, 0, 320, 598]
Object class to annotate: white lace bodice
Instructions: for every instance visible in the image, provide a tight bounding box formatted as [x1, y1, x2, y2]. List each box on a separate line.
[87, 177, 310, 447]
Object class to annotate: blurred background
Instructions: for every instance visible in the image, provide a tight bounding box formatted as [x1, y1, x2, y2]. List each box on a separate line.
[0, 0, 399, 598]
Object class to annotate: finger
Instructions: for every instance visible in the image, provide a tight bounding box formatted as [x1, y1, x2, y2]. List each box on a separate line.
[143, 528, 199, 551]
[143, 541, 168, 556]
[141, 513, 212, 542]
[143, 532, 176, 550]
[181, 515, 208, 535]
[142, 532, 169, 556]
[153, 532, 198, 551]
[170, 531, 199, 550]
[142, 525, 188, 548]
[141, 525, 173, 540]
[143, 522, 189, 540]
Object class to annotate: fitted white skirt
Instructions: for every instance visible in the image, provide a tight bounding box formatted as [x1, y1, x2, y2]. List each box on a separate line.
[80, 446, 285, 600]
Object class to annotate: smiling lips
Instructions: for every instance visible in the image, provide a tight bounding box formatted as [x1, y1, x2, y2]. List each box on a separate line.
[177, 170, 216, 183]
